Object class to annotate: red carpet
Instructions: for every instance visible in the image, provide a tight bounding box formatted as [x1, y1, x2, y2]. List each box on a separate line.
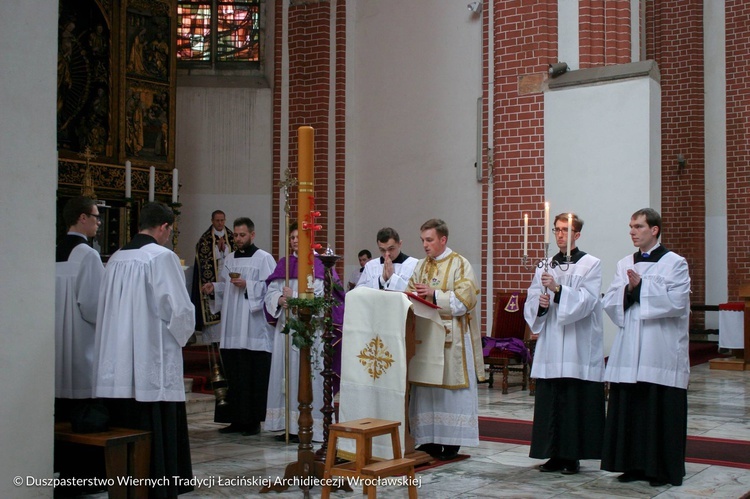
[183, 345, 215, 394]
[478, 416, 750, 469]
[689, 341, 730, 366]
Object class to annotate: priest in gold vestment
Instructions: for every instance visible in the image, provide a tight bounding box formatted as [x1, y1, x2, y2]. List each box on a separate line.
[406, 218, 484, 461]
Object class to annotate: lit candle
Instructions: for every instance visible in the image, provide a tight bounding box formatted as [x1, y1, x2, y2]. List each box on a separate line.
[172, 168, 179, 204]
[523, 213, 528, 256]
[148, 166, 155, 202]
[566, 213, 572, 258]
[543, 202, 550, 244]
[297, 126, 315, 297]
[125, 161, 132, 199]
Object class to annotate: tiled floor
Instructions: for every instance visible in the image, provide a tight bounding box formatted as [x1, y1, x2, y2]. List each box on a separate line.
[92, 362, 750, 498]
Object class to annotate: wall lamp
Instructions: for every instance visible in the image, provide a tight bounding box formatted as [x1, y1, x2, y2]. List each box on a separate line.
[548, 62, 569, 78]
[677, 153, 687, 171]
[467, 2, 482, 14]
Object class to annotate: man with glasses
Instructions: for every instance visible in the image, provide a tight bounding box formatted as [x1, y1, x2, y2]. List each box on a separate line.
[600, 208, 690, 487]
[55, 196, 104, 420]
[523, 213, 606, 475]
[94, 201, 196, 496]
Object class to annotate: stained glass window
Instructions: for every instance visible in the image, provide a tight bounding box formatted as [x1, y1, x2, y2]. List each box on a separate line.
[177, 0, 261, 67]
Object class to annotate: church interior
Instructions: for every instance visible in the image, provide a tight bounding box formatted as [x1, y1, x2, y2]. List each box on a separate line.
[2, 0, 750, 497]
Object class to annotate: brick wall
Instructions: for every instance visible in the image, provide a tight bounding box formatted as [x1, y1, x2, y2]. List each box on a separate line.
[646, 0, 706, 312]
[486, 1, 555, 329]
[272, 1, 346, 277]
[579, 0, 631, 67]
[726, 0, 750, 300]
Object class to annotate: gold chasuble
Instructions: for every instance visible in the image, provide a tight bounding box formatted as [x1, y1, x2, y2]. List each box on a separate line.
[406, 251, 485, 388]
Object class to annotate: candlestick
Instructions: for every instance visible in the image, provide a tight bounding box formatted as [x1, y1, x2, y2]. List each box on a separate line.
[523, 213, 528, 256]
[544, 202, 550, 244]
[148, 166, 155, 202]
[297, 126, 314, 297]
[125, 161, 132, 199]
[172, 168, 179, 204]
[566, 213, 572, 259]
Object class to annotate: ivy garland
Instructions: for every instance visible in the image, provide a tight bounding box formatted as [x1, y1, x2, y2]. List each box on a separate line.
[282, 295, 335, 350]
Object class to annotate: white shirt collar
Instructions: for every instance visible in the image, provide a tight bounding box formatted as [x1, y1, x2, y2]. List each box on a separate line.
[213, 228, 226, 237]
[642, 242, 661, 255]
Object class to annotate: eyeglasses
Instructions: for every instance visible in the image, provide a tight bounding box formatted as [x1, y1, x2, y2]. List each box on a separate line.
[88, 213, 102, 220]
[551, 228, 577, 234]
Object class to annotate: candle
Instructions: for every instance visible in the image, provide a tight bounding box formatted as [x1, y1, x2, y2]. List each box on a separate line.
[566, 213, 572, 258]
[297, 126, 315, 296]
[523, 213, 528, 256]
[543, 202, 550, 244]
[172, 168, 179, 204]
[125, 161, 132, 199]
[148, 166, 155, 202]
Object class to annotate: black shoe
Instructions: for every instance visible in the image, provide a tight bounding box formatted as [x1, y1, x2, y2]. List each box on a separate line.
[617, 471, 645, 483]
[241, 423, 261, 436]
[438, 445, 460, 461]
[218, 424, 245, 434]
[274, 433, 300, 443]
[539, 458, 565, 472]
[648, 478, 667, 487]
[560, 460, 580, 475]
[416, 443, 442, 458]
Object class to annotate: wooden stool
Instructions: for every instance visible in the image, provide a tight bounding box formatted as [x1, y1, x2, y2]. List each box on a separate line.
[321, 418, 417, 499]
[54, 422, 151, 499]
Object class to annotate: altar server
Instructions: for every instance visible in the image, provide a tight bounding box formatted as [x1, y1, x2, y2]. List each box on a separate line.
[406, 218, 484, 461]
[357, 227, 418, 291]
[55, 196, 104, 411]
[94, 201, 195, 496]
[600, 208, 691, 487]
[524, 213, 605, 475]
[201, 217, 276, 435]
[264, 222, 345, 442]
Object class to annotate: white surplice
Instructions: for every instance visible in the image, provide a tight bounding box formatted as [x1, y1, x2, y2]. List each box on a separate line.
[524, 253, 605, 381]
[210, 250, 276, 352]
[356, 254, 419, 291]
[602, 251, 691, 389]
[55, 241, 105, 398]
[264, 274, 325, 441]
[94, 241, 195, 402]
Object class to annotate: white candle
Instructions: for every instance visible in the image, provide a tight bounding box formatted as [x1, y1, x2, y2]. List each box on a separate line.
[125, 161, 132, 199]
[566, 213, 572, 258]
[543, 202, 550, 244]
[148, 166, 155, 202]
[523, 213, 528, 256]
[172, 168, 179, 204]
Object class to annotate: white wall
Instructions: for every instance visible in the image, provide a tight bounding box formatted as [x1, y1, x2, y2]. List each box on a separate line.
[175, 87, 274, 265]
[705, 0, 728, 325]
[0, 1, 58, 496]
[545, 74, 661, 354]
[345, 0, 483, 287]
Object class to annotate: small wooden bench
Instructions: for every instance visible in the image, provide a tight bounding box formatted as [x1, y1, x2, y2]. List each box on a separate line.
[54, 422, 151, 499]
[321, 418, 417, 499]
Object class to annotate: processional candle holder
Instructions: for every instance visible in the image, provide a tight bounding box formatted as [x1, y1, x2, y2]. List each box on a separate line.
[315, 247, 341, 463]
[522, 242, 571, 274]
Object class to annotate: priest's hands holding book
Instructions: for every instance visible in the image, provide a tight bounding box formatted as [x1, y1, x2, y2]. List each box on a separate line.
[414, 283, 436, 304]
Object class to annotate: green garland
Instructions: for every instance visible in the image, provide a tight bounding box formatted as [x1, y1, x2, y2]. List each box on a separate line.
[282, 295, 340, 350]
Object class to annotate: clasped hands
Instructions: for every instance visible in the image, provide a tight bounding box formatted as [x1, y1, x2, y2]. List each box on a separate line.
[626, 268, 641, 292]
[381, 254, 395, 283]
